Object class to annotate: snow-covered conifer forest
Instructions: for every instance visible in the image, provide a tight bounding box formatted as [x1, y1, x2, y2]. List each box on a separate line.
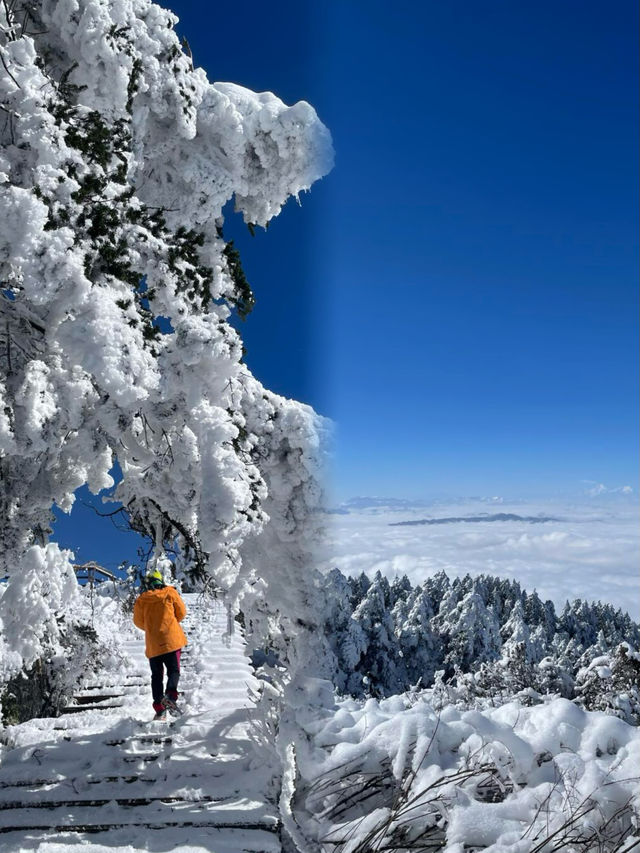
[0, 2, 638, 851]
[323, 568, 640, 719]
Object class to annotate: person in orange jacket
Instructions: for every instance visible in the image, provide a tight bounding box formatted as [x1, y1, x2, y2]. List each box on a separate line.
[133, 567, 188, 719]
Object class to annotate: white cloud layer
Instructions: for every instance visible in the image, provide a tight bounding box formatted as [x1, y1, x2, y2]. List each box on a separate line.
[319, 499, 640, 620]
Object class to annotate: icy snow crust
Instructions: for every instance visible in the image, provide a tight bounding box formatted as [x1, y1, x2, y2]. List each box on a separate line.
[0, 0, 332, 686]
[294, 689, 640, 852]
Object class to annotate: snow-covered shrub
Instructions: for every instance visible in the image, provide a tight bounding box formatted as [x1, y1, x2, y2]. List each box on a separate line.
[0, 545, 131, 721]
[291, 686, 640, 852]
[0, 544, 79, 683]
[575, 643, 640, 725]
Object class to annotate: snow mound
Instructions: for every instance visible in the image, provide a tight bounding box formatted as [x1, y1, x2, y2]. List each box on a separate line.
[293, 687, 640, 851]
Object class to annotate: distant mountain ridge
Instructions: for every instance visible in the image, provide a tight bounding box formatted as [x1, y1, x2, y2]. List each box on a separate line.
[331, 490, 637, 516]
[338, 495, 507, 512]
[390, 512, 560, 527]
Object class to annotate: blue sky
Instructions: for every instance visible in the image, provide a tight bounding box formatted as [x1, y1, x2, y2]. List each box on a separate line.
[53, 0, 638, 567]
[208, 0, 637, 501]
[314, 1, 638, 501]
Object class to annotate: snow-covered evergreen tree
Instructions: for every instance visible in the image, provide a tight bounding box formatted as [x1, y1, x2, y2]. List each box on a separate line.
[389, 573, 412, 607]
[528, 624, 549, 663]
[0, 0, 332, 696]
[500, 598, 531, 660]
[571, 599, 599, 647]
[350, 571, 401, 696]
[524, 589, 556, 642]
[349, 571, 372, 608]
[395, 585, 441, 687]
[323, 568, 637, 715]
[423, 569, 450, 612]
[437, 587, 501, 673]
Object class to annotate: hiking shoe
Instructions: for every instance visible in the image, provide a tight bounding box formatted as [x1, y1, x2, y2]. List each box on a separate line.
[162, 694, 182, 715]
[153, 709, 167, 721]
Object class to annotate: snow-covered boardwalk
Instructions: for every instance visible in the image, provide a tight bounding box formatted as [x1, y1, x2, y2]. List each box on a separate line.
[0, 595, 280, 853]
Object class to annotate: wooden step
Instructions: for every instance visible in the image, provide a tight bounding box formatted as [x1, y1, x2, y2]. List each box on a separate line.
[0, 794, 234, 809]
[121, 754, 163, 763]
[0, 797, 280, 832]
[73, 694, 123, 705]
[0, 776, 144, 789]
[77, 683, 146, 692]
[0, 819, 280, 834]
[103, 736, 172, 746]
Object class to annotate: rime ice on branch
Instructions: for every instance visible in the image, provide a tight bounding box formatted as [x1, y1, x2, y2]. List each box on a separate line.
[0, 0, 332, 681]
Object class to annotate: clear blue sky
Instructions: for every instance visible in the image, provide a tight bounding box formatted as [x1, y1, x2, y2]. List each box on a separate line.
[53, 0, 638, 567]
[314, 1, 638, 501]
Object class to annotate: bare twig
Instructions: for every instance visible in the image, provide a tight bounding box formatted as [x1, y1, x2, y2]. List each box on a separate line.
[0, 46, 20, 87]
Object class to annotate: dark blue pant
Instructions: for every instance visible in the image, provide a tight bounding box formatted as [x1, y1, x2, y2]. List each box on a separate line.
[149, 649, 181, 710]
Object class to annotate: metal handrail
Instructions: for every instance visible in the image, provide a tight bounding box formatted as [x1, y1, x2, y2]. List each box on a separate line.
[73, 562, 119, 583]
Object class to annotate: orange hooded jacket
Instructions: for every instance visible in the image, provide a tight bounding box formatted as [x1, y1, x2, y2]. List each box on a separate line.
[133, 586, 188, 659]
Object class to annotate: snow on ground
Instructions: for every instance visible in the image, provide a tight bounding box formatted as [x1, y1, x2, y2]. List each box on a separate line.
[320, 498, 640, 619]
[293, 687, 640, 852]
[0, 594, 280, 853]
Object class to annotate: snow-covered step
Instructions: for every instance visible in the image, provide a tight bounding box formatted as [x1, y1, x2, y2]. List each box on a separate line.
[0, 827, 281, 853]
[61, 701, 127, 713]
[73, 693, 131, 702]
[0, 766, 229, 792]
[0, 772, 243, 802]
[0, 796, 278, 827]
[103, 734, 173, 745]
[78, 678, 146, 692]
[0, 793, 236, 809]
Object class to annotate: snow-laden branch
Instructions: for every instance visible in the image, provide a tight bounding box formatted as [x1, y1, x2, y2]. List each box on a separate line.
[0, 0, 333, 689]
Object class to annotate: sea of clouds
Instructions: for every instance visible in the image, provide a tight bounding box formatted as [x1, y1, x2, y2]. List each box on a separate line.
[319, 496, 640, 620]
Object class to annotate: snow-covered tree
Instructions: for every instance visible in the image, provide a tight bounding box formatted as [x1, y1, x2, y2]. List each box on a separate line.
[423, 569, 450, 612]
[500, 598, 531, 660]
[338, 617, 368, 696]
[529, 624, 550, 663]
[349, 572, 372, 608]
[437, 587, 501, 673]
[237, 387, 335, 679]
[389, 573, 412, 607]
[0, 0, 332, 693]
[570, 599, 599, 648]
[395, 585, 441, 687]
[524, 589, 556, 642]
[351, 571, 401, 696]
[319, 568, 638, 712]
[324, 568, 355, 637]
